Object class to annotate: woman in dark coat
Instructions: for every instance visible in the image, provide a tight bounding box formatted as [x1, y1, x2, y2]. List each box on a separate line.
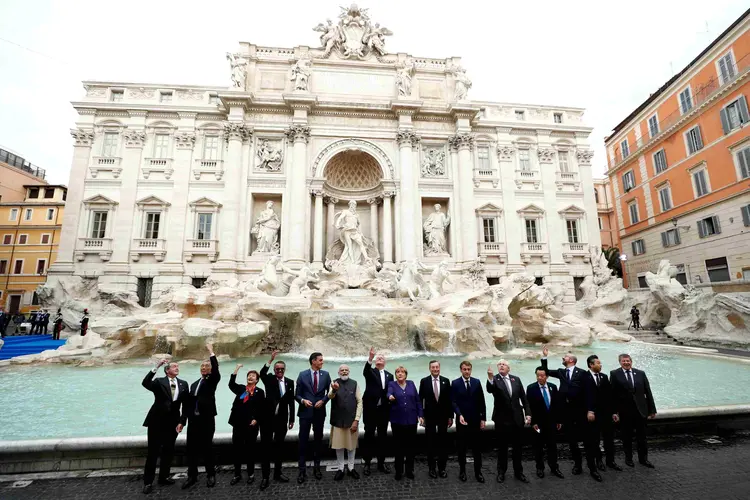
[228, 364, 265, 485]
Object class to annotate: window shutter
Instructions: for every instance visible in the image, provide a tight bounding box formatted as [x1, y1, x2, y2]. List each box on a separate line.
[697, 220, 706, 238]
[631, 241, 637, 254]
[720, 108, 731, 134]
[738, 96, 750, 125]
[661, 231, 668, 247]
[695, 128, 703, 150]
[739, 149, 750, 179]
[674, 229, 681, 245]
[742, 205, 750, 227]
[712, 216, 721, 234]
[719, 57, 729, 82]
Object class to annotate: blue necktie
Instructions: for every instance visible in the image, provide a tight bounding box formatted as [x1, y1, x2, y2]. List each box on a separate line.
[542, 386, 550, 409]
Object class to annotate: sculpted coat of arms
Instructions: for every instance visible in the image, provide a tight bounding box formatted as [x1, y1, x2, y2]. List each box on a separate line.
[313, 3, 393, 59]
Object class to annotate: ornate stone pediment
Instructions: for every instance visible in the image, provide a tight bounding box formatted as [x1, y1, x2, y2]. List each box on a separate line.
[517, 204, 545, 216]
[188, 197, 222, 210]
[136, 195, 171, 209]
[558, 205, 586, 218]
[82, 195, 118, 207]
[476, 203, 503, 216]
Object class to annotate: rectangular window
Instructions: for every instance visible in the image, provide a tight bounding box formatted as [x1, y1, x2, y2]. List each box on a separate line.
[653, 149, 668, 174]
[159, 91, 173, 103]
[648, 115, 659, 138]
[482, 218, 496, 243]
[208, 94, 219, 105]
[44, 188, 55, 199]
[24, 208, 32, 221]
[9, 208, 18, 221]
[203, 136, 219, 160]
[598, 216, 603, 230]
[631, 239, 646, 256]
[566, 219, 579, 243]
[46, 208, 55, 221]
[518, 149, 531, 171]
[661, 228, 681, 247]
[622, 170, 635, 191]
[534, 277, 544, 286]
[192, 277, 207, 289]
[13, 260, 23, 274]
[32, 291, 40, 305]
[637, 276, 648, 288]
[477, 146, 490, 171]
[137, 277, 153, 307]
[153, 134, 170, 159]
[91, 211, 108, 239]
[196, 213, 213, 240]
[102, 132, 119, 157]
[679, 87, 693, 114]
[628, 202, 639, 224]
[706, 257, 730, 282]
[675, 264, 688, 285]
[697, 215, 721, 238]
[692, 168, 709, 197]
[0, 260, 6, 274]
[553, 113, 563, 123]
[110, 90, 124, 102]
[525, 219, 538, 243]
[658, 186, 672, 212]
[29, 187, 39, 199]
[742, 204, 750, 227]
[620, 139, 630, 159]
[558, 151, 569, 172]
[720, 97, 749, 134]
[737, 147, 750, 180]
[145, 212, 161, 239]
[685, 126, 703, 155]
[36, 260, 46, 275]
[718, 52, 736, 84]
[2, 235, 12, 245]
[40, 234, 51, 244]
[18, 234, 27, 245]
[515, 110, 525, 120]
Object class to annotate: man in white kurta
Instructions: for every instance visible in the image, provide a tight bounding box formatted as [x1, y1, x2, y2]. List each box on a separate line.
[328, 364, 363, 480]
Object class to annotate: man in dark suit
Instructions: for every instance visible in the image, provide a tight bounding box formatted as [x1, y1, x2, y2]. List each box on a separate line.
[41, 310, 50, 334]
[541, 344, 595, 477]
[362, 346, 394, 476]
[141, 357, 189, 495]
[259, 350, 295, 488]
[419, 359, 453, 478]
[610, 353, 656, 468]
[182, 343, 221, 489]
[487, 359, 531, 483]
[295, 351, 331, 483]
[527, 367, 565, 479]
[451, 360, 486, 483]
[584, 355, 622, 473]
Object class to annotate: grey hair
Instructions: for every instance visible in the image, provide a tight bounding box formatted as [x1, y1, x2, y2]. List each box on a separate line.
[338, 364, 351, 373]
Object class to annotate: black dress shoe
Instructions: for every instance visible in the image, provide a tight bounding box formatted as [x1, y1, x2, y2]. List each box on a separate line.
[297, 471, 306, 484]
[405, 471, 415, 480]
[639, 460, 655, 469]
[438, 470, 448, 478]
[625, 459, 635, 467]
[428, 468, 438, 479]
[206, 476, 216, 488]
[515, 473, 529, 483]
[606, 462, 623, 471]
[572, 465, 582, 475]
[142, 484, 153, 495]
[590, 471, 603, 482]
[230, 475, 242, 486]
[394, 472, 403, 481]
[459, 471, 467, 482]
[334, 470, 345, 481]
[596, 460, 606, 471]
[260, 478, 270, 490]
[363, 463, 371, 476]
[551, 468, 564, 479]
[157, 478, 175, 486]
[536, 469, 545, 478]
[313, 467, 323, 480]
[274, 473, 290, 482]
[246, 474, 255, 485]
[496, 472, 505, 483]
[347, 468, 360, 480]
[475, 472, 485, 483]
[378, 464, 391, 474]
[181, 477, 197, 490]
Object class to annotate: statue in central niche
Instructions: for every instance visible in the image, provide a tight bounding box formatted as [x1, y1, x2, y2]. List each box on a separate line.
[324, 200, 380, 271]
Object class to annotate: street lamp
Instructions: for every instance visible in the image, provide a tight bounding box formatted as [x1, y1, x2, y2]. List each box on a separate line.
[619, 253, 628, 289]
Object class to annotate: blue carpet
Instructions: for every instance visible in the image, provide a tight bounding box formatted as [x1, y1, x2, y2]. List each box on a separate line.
[0, 335, 66, 360]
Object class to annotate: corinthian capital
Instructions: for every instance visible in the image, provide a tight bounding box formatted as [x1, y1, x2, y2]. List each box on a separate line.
[537, 148, 555, 164]
[448, 133, 475, 151]
[285, 125, 311, 144]
[223, 122, 252, 142]
[576, 149, 594, 166]
[70, 128, 95, 147]
[174, 132, 197, 150]
[396, 129, 420, 148]
[123, 130, 146, 148]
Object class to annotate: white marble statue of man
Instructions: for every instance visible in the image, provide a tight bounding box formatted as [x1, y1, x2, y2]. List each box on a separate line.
[452, 66, 472, 101]
[251, 201, 281, 253]
[290, 58, 312, 91]
[423, 204, 450, 255]
[335, 200, 367, 265]
[226, 52, 247, 89]
[395, 59, 414, 97]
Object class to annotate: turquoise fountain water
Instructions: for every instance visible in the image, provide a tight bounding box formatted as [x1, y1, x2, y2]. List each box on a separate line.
[0, 341, 748, 441]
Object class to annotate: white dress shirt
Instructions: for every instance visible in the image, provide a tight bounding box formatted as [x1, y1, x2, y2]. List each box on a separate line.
[502, 375, 512, 395]
[379, 369, 386, 389]
[168, 376, 179, 401]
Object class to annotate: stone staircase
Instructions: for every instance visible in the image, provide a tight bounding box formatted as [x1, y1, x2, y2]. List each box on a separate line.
[620, 328, 681, 345]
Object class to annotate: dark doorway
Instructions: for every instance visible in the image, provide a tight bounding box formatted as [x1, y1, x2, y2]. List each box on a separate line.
[573, 277, 584, 301]
[486, 277, 500, 286]
[192, 278, 207, 289]
[534, 277, 544, 286]
[9, 295, 21, 314]
[137, 278, 153, 307]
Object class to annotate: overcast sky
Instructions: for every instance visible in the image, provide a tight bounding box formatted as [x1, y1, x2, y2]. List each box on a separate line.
[1, 0, 747, 184]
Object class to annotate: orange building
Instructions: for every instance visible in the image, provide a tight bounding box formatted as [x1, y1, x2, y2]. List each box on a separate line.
[593, 177, 619, 251]
[605, 9, 750, 289]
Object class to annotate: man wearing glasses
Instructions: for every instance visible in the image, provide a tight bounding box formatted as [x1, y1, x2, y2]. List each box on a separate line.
[259, 350, 296, 488]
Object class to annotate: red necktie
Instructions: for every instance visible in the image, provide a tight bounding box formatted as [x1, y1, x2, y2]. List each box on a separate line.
[313, 371, 318, 393]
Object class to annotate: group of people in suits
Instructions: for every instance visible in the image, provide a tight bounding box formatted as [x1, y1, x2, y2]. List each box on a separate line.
[29, 310, 51, 334]
[140, 343, 657, 494]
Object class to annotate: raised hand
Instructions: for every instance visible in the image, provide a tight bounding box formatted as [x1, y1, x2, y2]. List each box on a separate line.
[206, 342, 213, 353]
[233, 363, 243, 375]
[368, 346, 376, 362]
[487, 364, 494, 380]
[270, 350, 279, 362]
[331, 381, 340, 391]
[542, 344, 549, 357]
[158, 358, 169, 367]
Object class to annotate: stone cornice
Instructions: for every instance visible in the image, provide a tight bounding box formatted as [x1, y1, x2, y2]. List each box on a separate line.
[282, 93, 318, 111]
[449, 103, 481, 121]
[390, 100, 423, 116]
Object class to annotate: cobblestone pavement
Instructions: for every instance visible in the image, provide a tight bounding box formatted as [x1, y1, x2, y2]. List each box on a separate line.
[3, 434, 750, 500]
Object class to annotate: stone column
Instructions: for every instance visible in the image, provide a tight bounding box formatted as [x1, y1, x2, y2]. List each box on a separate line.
[450, 133, 478, 262]
[49, 129, 95, 274]
[496, 138, 523, 271]
[215, 122, 250, 269]
[449, 147, 462, 261]
[326, 197, 338, 251]
[164, 130, 196, 267]
[284, 125, 311, 266]
[312, 189, 325, 266]
[382, 191, 393, 265]
[368, 197, 379, 251]
[396, 130, 419, 262]
[538, 140, 564, 265]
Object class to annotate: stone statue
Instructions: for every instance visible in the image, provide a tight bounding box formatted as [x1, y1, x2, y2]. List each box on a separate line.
[313, 5, 392, 60]
[335, 200, 368, 265]
[426, 260, 452, 298]
[255, 255, 287, 296]
[452, 66, 472, 101]
[313, 19, 344, 57]
[362, 22, 392, 56]
[226, 52, 247, 89]
[423, 204, 450, 255]
[396, 59, 414, 97]
[290, 57, 312, 91]
[421, 148, 445, 177]
[256, 140, 283, 172]
[287, 266, 320, 297]
[250, 201, 281, 253]
[395, 259, 427, 301]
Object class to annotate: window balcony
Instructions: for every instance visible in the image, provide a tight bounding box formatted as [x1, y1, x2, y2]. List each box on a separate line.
[514, 169, 540, 189]
[473, 168, 499, 188]
[184, 239, 218, 262]
[478, 241, 507, 262]
[75, 238, 113, 261]
[562, 242, 590, 263]
[142, 158, 174, 179]
[192, 159, 224, 181]
[555, 171, 580, 191]
[521, 242, 548, 263]
[90, 157, 123, 178]
[131, 238, 166, 262]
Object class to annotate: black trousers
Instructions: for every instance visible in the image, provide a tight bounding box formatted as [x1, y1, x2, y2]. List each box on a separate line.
[42, 322, 48, 334]
[456, 422, 482, 474]
[298, 411, 325, 470]
[232, 423, 267, 477]
[533, 426, 559, 470]
[620, 411, 648, 461]
[424, 417, 448, 471]
[564, 408, 597, 471]
[391, 424, 417, 475]
[362, 404, 389, 466]
[144, 421, 178, 485]
[186, 416, 216, 479]
[261, 416, 289, 477]
[586, 418, 615, 464]
[495, 422, 523, 475]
